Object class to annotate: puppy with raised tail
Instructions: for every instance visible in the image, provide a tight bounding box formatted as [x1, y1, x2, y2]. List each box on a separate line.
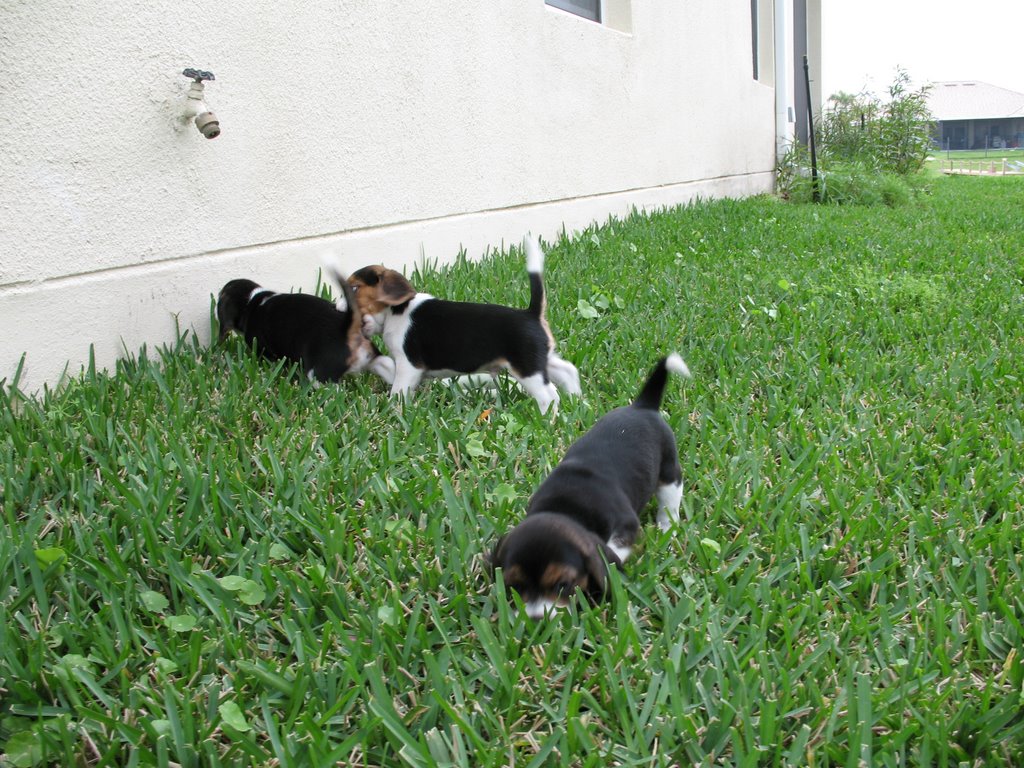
[490, 353, 690, 619]
[216, 272, 395, 385]
[347, 235, 580, 414]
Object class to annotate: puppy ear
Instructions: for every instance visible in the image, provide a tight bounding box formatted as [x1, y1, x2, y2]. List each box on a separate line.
[215, 302, 234, 342]
[583, 536, 622, 599]
[379, 272, 416, 306]
[486, 535, 507, 573]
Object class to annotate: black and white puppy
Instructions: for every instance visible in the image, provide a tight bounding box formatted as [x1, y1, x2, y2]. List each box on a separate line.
[216, 274, 395, 384]
[490, 354, 690, 619]
[347, 235, 580, 414]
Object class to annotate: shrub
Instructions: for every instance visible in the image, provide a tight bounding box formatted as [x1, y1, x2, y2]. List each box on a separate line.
[780, 157, 914, 206]
[778, 68, 934, 204]
[818, 68, 934, 175]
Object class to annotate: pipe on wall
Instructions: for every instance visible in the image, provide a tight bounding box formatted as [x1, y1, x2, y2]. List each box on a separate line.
[774, 0, 795, 160]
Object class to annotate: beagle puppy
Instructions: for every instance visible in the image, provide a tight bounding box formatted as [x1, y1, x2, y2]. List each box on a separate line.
[347, 235, 580, 413]
[490, 353, 690, 619]
[216, 273, 395, 385]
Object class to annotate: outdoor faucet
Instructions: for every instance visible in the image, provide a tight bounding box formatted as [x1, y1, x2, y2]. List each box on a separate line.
[182, 68, 220, 139]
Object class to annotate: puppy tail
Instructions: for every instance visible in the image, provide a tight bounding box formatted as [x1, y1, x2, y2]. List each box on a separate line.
[336, 271, 360, 320]
[524, 234, 546, 318]
[320, 256, 362, 326]
[632, 353, 690, 410]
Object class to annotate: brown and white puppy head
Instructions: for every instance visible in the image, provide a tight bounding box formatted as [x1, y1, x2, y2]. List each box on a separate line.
[347, 265, 417, 337]
[216, 278, 264, 341]
[329, 269, 377, 374]
[490, 513, 623, 620]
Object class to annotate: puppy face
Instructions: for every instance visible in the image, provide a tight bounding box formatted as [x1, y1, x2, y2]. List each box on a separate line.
[348, 266, 417, 335]
[216, 278, 263, 341]
[490, 513, 622, 619]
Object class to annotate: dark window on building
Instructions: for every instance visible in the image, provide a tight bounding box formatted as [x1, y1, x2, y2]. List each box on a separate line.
[547, 0, 601, 23]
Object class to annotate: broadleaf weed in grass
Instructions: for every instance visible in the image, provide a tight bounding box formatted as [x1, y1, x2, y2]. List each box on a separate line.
[2, 176, 1024, 765]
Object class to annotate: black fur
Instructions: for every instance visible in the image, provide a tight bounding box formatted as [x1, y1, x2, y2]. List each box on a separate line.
[401, 300, 550, 376]
[216, 278, 372, 382]
[491, 356, 684, 613]
[526, 407, 680, 537]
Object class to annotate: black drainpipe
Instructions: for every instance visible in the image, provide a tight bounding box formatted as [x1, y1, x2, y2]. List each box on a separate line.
[803, 54, 820, 202]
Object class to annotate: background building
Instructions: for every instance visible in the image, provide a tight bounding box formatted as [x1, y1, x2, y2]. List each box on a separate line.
[929, 81, 1024, 150]
[0, 1, 820, 392]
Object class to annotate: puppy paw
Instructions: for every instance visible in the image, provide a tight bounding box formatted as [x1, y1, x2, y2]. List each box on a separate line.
[370, 355, 396, 385]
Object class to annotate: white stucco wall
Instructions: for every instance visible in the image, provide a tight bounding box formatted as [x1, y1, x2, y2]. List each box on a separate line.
[0, 0, 781, 393]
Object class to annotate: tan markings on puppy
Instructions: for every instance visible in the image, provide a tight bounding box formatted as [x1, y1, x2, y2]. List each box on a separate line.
[544, 517, 612, 595]
[347, 266, 385, 317]
[345, 336, 364, 369]
[548, 516, 596, 555]
[539, 312, 555, 350]
[500, 564, 524, 587]
[540, 563, 587, 594]
[343, 288, 368, 370]
[375, 270, 416, 307]
[349, 266, 417, 317]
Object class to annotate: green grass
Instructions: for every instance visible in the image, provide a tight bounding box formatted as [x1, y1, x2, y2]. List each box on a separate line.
[3, 176, 1024, 767]
[931, 149, 1024, 161]
[926, 148, 1024, 175]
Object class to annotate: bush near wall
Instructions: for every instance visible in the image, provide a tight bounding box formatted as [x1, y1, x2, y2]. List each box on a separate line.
[779, 68, 934, 204]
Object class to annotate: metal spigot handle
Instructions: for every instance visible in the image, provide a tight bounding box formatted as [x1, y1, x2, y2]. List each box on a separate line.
[182, 68, 215, 83]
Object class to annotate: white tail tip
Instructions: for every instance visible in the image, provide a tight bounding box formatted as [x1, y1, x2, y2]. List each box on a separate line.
[524, 233, 544, 274]
[318, 252, 347, 281]
[666, 353, 691, 378]
[317, 253, 349, 311]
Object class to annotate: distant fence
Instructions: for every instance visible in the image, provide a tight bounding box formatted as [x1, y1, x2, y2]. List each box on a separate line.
[942, 159, 1024, 176]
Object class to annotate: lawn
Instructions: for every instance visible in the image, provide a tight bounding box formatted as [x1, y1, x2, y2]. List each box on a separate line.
[926, 148, 1024, 176]
[931, 149, 1024, 161]
[2, 175, 1023, 767]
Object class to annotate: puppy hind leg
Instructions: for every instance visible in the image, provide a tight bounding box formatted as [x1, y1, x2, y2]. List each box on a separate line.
[390, 361, 423, 400]
[655, 480, 684, 531]
[310, 350, 353, 384]
[547, 354, 582, 396]
[517, 372, 559, 415]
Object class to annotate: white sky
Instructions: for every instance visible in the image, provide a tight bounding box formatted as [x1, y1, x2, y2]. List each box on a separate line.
[820, 1, 1024, 100]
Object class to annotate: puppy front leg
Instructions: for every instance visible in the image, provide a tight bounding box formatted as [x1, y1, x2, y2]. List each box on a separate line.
[606, 537, 633, 563]
[390, 360, 423, 399]
[547, 354, 582, 396]
[369, 355, 397, 385]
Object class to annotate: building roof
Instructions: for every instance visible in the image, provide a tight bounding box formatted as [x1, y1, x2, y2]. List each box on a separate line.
[928, 81, 1024, 121]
